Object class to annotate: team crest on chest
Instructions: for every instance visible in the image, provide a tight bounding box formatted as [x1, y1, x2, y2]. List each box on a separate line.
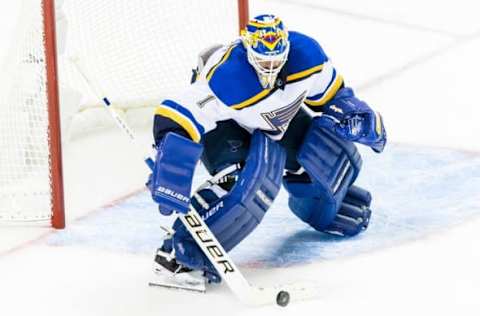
[261, 91, 307, 135]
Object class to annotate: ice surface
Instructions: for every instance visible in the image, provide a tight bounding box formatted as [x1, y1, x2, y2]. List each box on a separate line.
[1, 0, 480, 315]
[46, 145, 480, 267]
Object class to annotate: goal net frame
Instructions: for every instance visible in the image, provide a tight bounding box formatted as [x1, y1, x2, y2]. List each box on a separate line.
[4, 0, 249, 229]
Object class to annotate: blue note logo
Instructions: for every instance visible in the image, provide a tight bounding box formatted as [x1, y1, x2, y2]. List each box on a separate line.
[261, 91, 307, 134]
[227, 140, 243, 153]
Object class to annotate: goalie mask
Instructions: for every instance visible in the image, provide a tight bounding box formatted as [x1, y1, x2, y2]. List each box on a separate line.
[241, 14, 290, 89]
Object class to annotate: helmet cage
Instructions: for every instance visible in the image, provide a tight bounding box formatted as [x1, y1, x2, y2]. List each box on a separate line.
[241, 15, 290, 89]
[245, 42, 289, 89]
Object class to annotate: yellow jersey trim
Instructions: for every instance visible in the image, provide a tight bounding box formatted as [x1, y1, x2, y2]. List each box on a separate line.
[230, 64, 325, 110]
[287, 64, 324, 82]
[206, 45, 236, 82]
[155, 106, 201, 143]
[304, 74, 344, 106]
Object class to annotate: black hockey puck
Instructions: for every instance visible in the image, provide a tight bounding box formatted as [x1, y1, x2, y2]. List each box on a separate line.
[276, 290, 290, 307]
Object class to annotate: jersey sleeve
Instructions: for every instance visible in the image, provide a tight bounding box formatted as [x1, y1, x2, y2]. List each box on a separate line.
[153, 82, 229, 145]
[285, 31, 345, 113]
[303, 59, 344, 111]
[153, 44, 245, 146]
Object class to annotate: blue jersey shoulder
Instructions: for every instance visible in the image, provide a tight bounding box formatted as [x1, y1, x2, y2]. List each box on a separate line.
[208, 42, 264, 108]
[285, 31, 329, 79]
[207, 32, 329, 109]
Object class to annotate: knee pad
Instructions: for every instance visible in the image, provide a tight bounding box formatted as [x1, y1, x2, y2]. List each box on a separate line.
[164, 130, 286, 276]
[284, 118, 371, 236]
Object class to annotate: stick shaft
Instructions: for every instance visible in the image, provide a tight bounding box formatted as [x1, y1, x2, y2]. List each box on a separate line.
[70, 57, 266, 305]
[71, 58, 154, 168]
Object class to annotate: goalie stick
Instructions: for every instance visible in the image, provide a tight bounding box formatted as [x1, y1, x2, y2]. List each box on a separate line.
[71, 57, 317, 306]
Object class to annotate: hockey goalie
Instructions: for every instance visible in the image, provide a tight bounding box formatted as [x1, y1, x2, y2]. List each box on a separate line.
[146, 14, 387, 292]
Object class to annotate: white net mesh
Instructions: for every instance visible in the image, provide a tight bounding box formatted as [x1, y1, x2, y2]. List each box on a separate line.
[59, 0, 239, 140]
[0, 0, 240, 224]
[0, 0, 52, 222]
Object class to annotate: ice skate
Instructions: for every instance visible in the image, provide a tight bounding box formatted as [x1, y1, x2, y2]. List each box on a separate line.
[149, 248, 206, 293]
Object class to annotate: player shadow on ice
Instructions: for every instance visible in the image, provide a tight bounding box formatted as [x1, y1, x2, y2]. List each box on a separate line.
[258, 230, 353, 267]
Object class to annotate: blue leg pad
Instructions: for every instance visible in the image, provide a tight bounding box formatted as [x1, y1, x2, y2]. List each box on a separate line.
[164, 131, 286, 279]
[344, 185, 372, 208]
[297, 118, 362, 207]
[284, 118, 371, 236]
[284, 175, 337, 231]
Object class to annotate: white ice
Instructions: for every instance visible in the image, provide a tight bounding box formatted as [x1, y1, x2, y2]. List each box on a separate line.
[1, 0, 480, 315]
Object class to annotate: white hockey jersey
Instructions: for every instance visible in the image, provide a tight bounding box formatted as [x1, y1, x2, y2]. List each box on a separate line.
[154, 31, 344, 143]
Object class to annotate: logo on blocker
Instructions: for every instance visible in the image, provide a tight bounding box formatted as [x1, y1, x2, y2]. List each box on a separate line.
[156, 186, 190, 203]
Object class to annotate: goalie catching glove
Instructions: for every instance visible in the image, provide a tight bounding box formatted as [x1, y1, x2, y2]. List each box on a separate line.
[317, 87, 386, 153]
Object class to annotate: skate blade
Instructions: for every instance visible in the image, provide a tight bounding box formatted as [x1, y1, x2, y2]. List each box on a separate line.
[149, 270, 206, 293]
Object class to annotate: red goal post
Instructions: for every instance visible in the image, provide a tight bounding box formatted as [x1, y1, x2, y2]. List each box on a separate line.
[44, 0, 65, 229]
[238, 0, 250, 33]
[0, 0, 249, 229]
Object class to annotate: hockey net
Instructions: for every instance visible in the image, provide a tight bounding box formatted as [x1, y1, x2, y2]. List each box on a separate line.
[0, 0, 248, 228]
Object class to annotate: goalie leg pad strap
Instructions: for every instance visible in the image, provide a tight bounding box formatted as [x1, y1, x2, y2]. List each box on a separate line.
[164, 131, 286, 279]
[284, 119, 370, 235]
